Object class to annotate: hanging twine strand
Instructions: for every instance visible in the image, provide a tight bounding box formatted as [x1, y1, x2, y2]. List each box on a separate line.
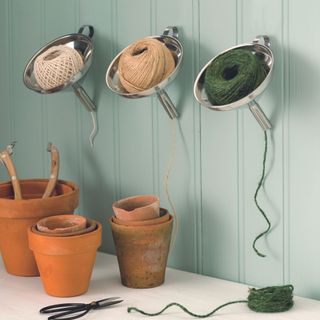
[118, 38, 175, 93]
[163, 118, 178, 250]
[128, 285, 294, 317]
[252, 130, 271, 258]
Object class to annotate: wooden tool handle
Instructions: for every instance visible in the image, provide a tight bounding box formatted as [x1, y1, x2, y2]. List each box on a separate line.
[0, 151, 22, 200]
[42, 145, 60, 198]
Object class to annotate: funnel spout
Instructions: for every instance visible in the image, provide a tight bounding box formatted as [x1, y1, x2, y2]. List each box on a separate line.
[248, 100, 271, 131]
[72, 83, 98, 147]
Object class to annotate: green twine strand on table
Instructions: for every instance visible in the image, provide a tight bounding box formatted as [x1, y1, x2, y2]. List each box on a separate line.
[128, 300, 247, 318]
[252, 130, 271, 258]
[127, 285, 294, 318]
[204, 48, 268, 105]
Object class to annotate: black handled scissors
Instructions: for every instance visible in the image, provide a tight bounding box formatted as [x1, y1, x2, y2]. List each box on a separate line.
[39, 297, 123, 320]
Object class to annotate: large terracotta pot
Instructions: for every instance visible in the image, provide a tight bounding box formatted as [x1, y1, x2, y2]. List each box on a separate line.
[109, 213, 173, 288]
[0, 179, 79, 276]
[28, 221, 101, 297]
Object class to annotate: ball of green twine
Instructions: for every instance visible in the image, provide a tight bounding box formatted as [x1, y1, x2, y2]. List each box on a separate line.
[204, 48, 268, 105]
[247, 285, 294, 313]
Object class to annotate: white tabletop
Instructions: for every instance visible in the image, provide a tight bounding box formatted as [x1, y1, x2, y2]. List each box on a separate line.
[1, 252, 320, 319]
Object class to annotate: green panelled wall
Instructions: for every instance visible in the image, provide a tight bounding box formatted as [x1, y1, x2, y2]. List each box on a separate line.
[0, 0, 319, 299]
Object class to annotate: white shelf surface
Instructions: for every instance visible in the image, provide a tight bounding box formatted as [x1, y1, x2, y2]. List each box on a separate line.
[1, 252, 320, 319]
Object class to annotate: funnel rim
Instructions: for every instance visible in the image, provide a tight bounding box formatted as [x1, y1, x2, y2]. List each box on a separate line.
[23, 32, 93, 94]
[194, 42, 274, 111]
[105, 34, 183, 99]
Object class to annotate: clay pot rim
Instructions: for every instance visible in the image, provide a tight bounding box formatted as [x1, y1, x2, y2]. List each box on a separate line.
[113, 194, 159, 208]
[0, 179, 79, 203]
[112, 208, 169, 226]
[33, 216, 96, 237]
[30, 219, 100, 239]
[28, 220, 102, 261]
[112, 194, 160, 221]
[36, 214, 87, 234]
[109, 213, 173, 230]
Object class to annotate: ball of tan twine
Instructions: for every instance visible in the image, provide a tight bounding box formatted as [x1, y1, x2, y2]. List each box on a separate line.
[34, 45, 83, 90]
[118, 38, 175, 93]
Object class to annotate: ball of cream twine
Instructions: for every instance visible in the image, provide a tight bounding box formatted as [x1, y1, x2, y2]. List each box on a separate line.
[118, 38, 175, 93]
[34, 45, 83, 90]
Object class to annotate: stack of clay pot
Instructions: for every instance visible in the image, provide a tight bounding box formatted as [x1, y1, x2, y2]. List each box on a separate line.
[28, 214, 101, 297]
[0, 179, 79, 277]
[109, 195, 173, 288]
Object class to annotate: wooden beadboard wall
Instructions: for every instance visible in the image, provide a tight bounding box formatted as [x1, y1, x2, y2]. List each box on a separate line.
[0, 0, 319, 299]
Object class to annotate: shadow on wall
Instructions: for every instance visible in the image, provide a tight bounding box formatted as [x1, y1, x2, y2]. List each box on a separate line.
[84, 30, 116, 104]
[82, 148, 116, 254]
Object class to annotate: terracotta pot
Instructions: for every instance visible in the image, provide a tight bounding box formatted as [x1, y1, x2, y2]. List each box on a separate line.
[37, 214, 86, 235]
[109, 214, 173, 288]
[0, 179, 79, 276]
[112, 194, 160, 221]
[112, 208, 170, 226]
[28, 220, 101, 297]
[32, 217, 97, 237]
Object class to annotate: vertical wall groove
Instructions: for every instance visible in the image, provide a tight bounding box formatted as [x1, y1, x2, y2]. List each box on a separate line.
[193, 0, 202, 274]
[282, 0, 291, 285]
[151, 0, 159, 197]
[8, 0, 14, 142]
[112, 0, 121, 200]
[41, 0, 47, 178]
[75, 0, 84, 212]
[236, 0, 245, 284]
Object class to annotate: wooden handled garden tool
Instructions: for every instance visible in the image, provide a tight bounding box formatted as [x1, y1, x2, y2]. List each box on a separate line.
[42, 142, 60, 198]
[0, 142, 22, 200]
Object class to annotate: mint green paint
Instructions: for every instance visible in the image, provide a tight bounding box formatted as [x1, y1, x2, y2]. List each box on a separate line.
[0, 0, 319, 299]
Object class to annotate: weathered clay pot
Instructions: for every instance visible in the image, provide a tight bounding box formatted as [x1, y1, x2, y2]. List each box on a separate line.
[37, 214, 86, 235]
[112, 194, 160, 221]
[109, 213, 173, 288]
[28, 220, 101, 297]
[0, 179, 79, 276]
[112, 208, 170, 226]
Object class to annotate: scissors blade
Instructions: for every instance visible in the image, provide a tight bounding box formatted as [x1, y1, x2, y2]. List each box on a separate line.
[95, 297, 123, 308]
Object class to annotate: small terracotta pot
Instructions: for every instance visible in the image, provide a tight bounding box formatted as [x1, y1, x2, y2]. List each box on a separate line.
[109, 213, 173, 288]
[28, 220, 101, 297]
[112, 208, 170, 226]
[112, 194, 160, 221]
[32, 218, 97, 237]
[37, 214, 86, 235]
[0, 179, 79, 276]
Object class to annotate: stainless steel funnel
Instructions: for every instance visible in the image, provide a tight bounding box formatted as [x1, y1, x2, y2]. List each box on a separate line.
[106, 26, 183, 119]
[23, 25, 98, 147]
[194, 35, 274, 130]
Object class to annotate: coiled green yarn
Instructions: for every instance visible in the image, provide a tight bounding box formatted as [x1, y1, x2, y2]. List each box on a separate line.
[247, 285, 294, 313]
[128, 285, 294, 318]
[204, 48, 268, 105]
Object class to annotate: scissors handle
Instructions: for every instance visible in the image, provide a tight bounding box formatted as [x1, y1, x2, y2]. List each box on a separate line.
[47, 308, 90, 320]
[40, 303, 85, 314]
[39, 298, 123, 320]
